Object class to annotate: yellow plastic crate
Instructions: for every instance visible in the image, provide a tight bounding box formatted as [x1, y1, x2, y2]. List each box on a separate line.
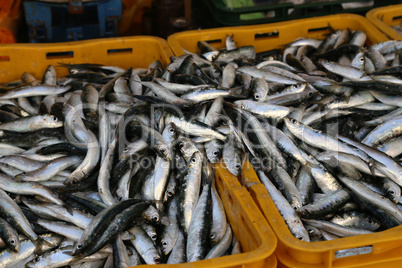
[168, 18, 402, 266]
[367, 4, 402, 40]
[0, 36, 173, 83]
[237, 160, 402, 268]
[168, 13, 388, 57]
[0, 36, 278, 268]
[140, 162, 278, 268]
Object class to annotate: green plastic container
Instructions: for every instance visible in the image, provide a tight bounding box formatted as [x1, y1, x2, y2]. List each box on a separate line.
[198, 0, 401, 27]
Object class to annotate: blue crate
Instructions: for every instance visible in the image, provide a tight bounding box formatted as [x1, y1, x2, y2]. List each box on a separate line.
[23, 0, 122, 43]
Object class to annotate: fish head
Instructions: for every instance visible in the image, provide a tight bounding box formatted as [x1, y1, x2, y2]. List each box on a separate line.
[233, 100, 248, 110]
[188, 151, 202, 168]
[162, 123, 177, 144]
[156, 143, 171, 161]
[42, 114, 62, 126]
[7, 236, 20, 252]
[284, 117, 303, 133]
[161, 237, 174, 255]
[290, 224, 310, 242]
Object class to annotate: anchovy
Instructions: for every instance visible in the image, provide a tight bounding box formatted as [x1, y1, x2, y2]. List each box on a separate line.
[0, 85, 70, 100]
[180, 152, 203, 234]
[0, 114, 63, 133]
[258, 170, 309, 241]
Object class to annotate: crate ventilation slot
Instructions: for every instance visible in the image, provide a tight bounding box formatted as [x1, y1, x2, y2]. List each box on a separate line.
[46, 51, 74, 59]
[308, 26, 331, 33]
[0, 56, 10, 62]
[205, 39, 222, 44]
[255, 31, 279, 39]
[107, 48, 133, 55]
[392, 15, 402, 21]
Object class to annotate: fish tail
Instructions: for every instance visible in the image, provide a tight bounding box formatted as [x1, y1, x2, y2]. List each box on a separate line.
[32, 237, 52, 254]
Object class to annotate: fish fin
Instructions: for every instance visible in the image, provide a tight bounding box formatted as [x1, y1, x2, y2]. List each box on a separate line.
[155, 200, 164, 212]
[183, 102, 207, 120]
[304, 161, 315, 170]
[64, 204, 74, 216]
[344, 93, 351, 103]
[222, 100, 238, 109]
[32, 238, 52, 254]
[121, 231, 135, 240]
[228, 86, 248, 99]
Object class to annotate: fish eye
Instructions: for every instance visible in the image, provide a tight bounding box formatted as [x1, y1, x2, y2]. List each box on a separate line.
[168, 127, 175, 134]
[254, 94, 260, 100]
[9, 239, 15, 245]
[235, 163, 241, 170]
[151, 234, 157, 241]
[292, 206, 299, 211]
[77, 244, 82, 249]
[123, 148, 129, 153]
[191, 157, 197, 163]
[154, 256, 161, 264]
[210, 234, 215, 240]
[178, 142, 184, 149]
[162, 241, 168, 247]
[308, 91, 313, 96]
[240, 104, 245, 109]
[290, 118, 297, 124]
[296, 236, 304, 240]
[213, 151, 219, 156]
[160, 148, 167, 155]
[152, 215, 159, 222]
[359, 57, 364, 62]
[389, 190, 395, 195]
[168, 191, 174, 197]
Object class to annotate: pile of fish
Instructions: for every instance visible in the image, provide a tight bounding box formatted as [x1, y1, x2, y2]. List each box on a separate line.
[0, 61, 243, 265]
[215, 31, 402, 242]
[0, 28, 402, 267]
[169, 31, 402, 243]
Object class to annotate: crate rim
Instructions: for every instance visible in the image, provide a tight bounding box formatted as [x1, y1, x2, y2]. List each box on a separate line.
[0, 35, 170, 49]
[366, 4, 402, 40]
[252, 183, 402, 250]
[241, 160, 402, 267]
[168, 13, 388, 56]
[0, 35, 174, 82]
